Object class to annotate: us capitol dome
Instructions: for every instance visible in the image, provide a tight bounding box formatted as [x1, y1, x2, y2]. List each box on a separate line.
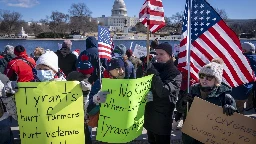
[97, 0, 139, 32]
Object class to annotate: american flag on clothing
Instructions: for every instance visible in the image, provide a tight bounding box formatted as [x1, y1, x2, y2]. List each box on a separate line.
[98, 26, 112, 59]
[178, 0, 254, 87]
[139, 0, 165, 33]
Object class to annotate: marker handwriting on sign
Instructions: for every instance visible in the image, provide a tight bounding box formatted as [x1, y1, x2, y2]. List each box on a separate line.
[119, 84, 132, 98]
[45, 126, 79, 138]
[100, 114, 144, 137]
[33, 93, 78, 107]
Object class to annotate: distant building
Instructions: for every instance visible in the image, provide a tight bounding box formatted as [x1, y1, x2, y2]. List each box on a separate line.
[97, 0, 140, 32]
[27, 22, 42, 26]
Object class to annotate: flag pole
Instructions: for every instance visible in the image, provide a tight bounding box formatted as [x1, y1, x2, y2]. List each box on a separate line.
[186, 0, 192, 94]
[146, 26, 150, 65]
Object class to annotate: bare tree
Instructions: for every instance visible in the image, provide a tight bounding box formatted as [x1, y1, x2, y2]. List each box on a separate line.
[68, 3, 92, 17]
[69, 3, 95, 34]
[48, 11, 69, 38]
[135, 22, 147, 33]
[0, 10, 22, 35]
[215, 8, 228, 20]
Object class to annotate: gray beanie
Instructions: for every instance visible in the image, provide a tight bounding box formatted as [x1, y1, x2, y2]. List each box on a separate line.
[4, 45, 14, 55]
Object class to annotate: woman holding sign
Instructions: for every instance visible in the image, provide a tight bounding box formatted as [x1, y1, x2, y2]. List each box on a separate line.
[144, 43, 182, 144]
[177, 58, 238, 144]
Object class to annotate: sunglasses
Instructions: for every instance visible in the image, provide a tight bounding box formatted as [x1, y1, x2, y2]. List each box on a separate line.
[199, 73, 215, 81]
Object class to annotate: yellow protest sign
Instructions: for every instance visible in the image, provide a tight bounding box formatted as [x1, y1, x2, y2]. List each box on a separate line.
[96, 75, 153, 143]
[182, 97, 256, 144]
[15, 81, 85, 144]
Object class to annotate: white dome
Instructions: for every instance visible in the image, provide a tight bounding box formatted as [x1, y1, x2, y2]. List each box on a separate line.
[112, 0, 127, 16]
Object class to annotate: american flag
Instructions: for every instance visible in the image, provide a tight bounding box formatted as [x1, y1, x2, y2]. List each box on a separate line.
[98, 26, 112, 59]
[139, 0, 165, 33]
[178, 0, 254, 87]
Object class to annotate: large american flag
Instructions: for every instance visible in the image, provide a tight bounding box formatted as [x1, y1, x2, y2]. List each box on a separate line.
[178, 0, 254, 87]
[98, 26, 112, 59]
[139, 0, 165, 33]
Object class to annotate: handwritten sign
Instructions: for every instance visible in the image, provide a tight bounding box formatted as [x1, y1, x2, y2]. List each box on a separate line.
[133, 44, 147, 58]
[96, 75, 153, 143]
[15, 81, 85, 144]
[182, 97, 256, 144]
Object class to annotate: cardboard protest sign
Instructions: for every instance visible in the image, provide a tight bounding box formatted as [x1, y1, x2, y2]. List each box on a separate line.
[15, 81, 85, 144]
[96, 75, 153, 143]
[182, 97, 256, 144]
[133, 44, 147, 58]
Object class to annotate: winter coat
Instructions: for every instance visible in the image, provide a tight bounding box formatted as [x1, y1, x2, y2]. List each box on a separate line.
[77, 36, 107, 83]
[181, 83, 237, 144]
[231, 54, 256, 100]
[4, 54, 35, 82]
[128, 56, 142, 70]
[144, 60, 182, 135]
[55, 50, 77, 76]
[0, 54, 15, 74]
[124, 59, 136, 79]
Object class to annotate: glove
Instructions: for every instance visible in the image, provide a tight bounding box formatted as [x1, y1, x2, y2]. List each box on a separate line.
[80, 80, 91, 91]
[4, 81, 18, 96]
[146, 91, 153, 102]
[93, 91, 110, 105]
[145, 63, 159, 75]
[223, 104, 236, 116]
[176, 93, 194, 113]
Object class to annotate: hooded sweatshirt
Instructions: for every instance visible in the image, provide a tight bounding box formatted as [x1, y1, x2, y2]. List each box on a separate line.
[77, 36, 107, 83]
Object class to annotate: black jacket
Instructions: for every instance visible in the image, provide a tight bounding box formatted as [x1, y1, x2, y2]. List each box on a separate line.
[55, 50, 77, 76]
[0, 54, 15, 73]
[144, 60, 182, 135]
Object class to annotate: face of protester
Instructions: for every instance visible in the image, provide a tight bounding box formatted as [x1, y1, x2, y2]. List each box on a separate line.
[36, 64, 57, 81]
[109, 67, 125, 79]
[155, 49, 171, 63]
[60, 48, 71, 56]
[199, 73, 216, 87]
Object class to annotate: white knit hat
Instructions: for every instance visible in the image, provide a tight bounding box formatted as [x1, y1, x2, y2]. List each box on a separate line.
[198, 58, 224, 85]
[36, 51, 58, 72]
[242, 42, 255, 53]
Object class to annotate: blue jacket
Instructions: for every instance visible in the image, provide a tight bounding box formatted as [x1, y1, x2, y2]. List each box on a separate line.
[231, 54, 256, 100]
[77, 37, 107, 83]
[87, 79, 101, 115]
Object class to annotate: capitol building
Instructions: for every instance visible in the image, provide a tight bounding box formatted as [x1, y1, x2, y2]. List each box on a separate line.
[97, 0, 140, 32]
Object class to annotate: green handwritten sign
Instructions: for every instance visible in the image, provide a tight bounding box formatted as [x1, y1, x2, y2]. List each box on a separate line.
[96, 75, 153, 143]
[15, 81, 85, 144]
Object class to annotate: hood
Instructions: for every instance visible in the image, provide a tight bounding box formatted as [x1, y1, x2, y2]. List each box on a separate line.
[4, 54, 16, 61]
[86, 36, 97, 49]
[191, 83, 232, 98]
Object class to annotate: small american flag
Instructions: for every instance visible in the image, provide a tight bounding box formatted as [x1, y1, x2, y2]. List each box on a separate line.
[98, 26, 112, 59]
[178, 0, 254, 87]
[139, 0, 165, 33]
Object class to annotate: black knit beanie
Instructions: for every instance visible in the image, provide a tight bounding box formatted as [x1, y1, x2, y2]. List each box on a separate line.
[14, 45, 26, 56]
[155, 43, 172, 56]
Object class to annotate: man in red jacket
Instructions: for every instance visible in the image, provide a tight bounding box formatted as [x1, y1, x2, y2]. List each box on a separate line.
[4, 45, 36, 82]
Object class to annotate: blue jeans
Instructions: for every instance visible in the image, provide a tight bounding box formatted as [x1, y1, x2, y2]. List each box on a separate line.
[85, 125, 92, 144]
[0, 116, 14, 144]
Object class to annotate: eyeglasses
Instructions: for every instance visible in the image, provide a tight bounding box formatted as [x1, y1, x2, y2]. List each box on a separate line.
[199, 73, 215, 81]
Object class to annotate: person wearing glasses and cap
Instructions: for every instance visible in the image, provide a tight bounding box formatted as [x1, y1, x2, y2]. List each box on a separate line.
[178, 58, 237, 144]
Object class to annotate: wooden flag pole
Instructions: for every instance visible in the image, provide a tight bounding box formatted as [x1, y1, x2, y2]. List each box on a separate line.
[146, 26, 150, 65]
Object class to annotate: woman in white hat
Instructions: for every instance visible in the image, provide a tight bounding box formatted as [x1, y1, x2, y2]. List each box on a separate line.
[179, 58, 238, 144]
